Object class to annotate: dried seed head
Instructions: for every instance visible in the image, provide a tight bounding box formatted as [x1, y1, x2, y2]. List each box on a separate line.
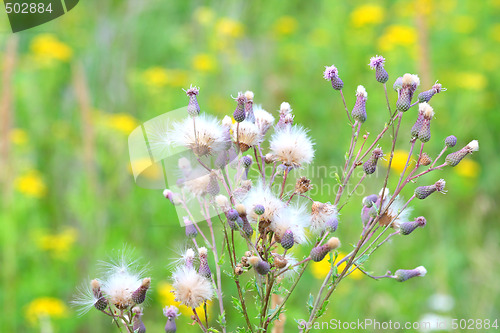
[295, 176, 313, 194]
[234, 266, 243, 275]
[235, 204, 247, 215]
[273, 255, 288, 269]
[215, 194, 230, 212]
[326, 237, 341, 250]
[131, 277, 151, 304]
[418, 153, 432, 166]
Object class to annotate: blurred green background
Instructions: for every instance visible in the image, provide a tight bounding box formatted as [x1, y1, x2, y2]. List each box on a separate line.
[1, 0, 499, 332]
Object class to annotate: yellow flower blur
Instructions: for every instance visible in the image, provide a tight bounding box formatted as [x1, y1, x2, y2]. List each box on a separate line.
[30, 34, 73, 62]
[454, 72, 488, 90]
[192, 53, 217, 72]
[194, 6, 215, 26]
[311, 252, 362, 280]
[273, 16, 298, 36]
[15, 170, 47, 198]
[216, 18, 244, 38]
[25, 297, 68, 325]
[350, 5, 385, 28]
[454, 159, 480, 178]
[143, 67, 169, 88]
[101, 113, 139, 135]
[378, 25, 416, 51]
[10, 128, 28, 146]
[36, 228, 77, 259]
[157, 281, 212, 317]
[386, 150, 415, 174]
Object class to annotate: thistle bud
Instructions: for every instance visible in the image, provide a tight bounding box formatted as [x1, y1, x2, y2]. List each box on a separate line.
[411, 108, 425, 139]
[362, 194, 378, 208]
[394, 266, 427, 282]
[184, 217, 198, 239]
[352, 85, 368, 123]
[233, 93, 247, 122]
[244, 91, 255, 123]
[131, 278, 151, 304]
[295, 176, 313, 194]
[393, 76, 403, 91]
[185, 85, 200, 117]
[132, 307, 146, 333]
[184, 249, 195, 269]
[198, 247, 211, 278]
[415, 179, 446, 199]
[445, 135, 457, 148]
[226, 209, 239, 230]
[445, 140, 479, 167]
[91, 279, 108, 311]
[163, 189, 175, 205]
[418, 153, 432, 166]
[235, 266, 243, 275]
[249, 256, 270, 275]
[400, 216, 427, 235]
[241, 215, 254, 237]
[264, 153, 275, 164]
[310, 237, 340, 262]
[369, 55, 388, 83]
[253, 204, 265, 216]
[163, 306, 180, 333]
[242, 155, 253, 169]
[363, 148, 383, 174]
[323, 65, 343, 90]
[325, 216, 339, 232]
[280, 230, 294, 250]
[418, 82, 445, 103]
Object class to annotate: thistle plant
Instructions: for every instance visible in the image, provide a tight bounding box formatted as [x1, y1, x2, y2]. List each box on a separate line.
[75, 56, 479, 332]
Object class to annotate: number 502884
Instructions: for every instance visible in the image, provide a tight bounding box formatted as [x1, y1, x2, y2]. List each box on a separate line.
[5, 2, 53, 14]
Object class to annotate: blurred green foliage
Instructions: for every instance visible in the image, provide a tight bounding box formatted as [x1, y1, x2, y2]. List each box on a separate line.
[0, 0, 499, 332]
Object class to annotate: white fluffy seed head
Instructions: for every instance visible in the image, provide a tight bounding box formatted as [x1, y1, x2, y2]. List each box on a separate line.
[311, 201, 338, 234]
[172, 267, 213, 309]
[467, 140, 479, 152]
[380, 192, 413, 231]
[244, 90, 254, 101]
[215, 194, 230, 211]
[418, 102, 434, 119]
[356, 85, 368, 98]
[253, 105, 275, 135]
[248, 256, 261, 266]
[327, 237, 341, 250]
[185, 248, 195, 261]
[270, 204, 310, 244]
[178, 157, 192, 173]
[402, 73, 420, 87]
[270, 125, 315, 167]
[231, 121, 262, 148]
[280, 102, 292, 114]
[222, 115, 233, 127]
[198, 247, 208, 256]
[183, 168, 211, 197]
[244, 183, 284, 224]
[416, 266, 427, 276]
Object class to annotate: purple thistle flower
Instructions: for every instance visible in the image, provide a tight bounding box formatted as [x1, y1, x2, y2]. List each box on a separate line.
[369, 55, 386, 69]
[445, 140, 479, 166]
[352, 85, 368, 123]
[323, 65, 339, 80]
[445, 135, 457, 148]
[400, 216, 427, 235]
[163, 306, 180, 333]
[185, 85, 200, 117]
[415, 179, 446, 199]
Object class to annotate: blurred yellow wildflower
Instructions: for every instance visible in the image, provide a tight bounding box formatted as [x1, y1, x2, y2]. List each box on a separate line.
[129, 158, 163, 181]
[454, 159, 480, 178]
[9, 128, 28, 146]
[143, 67, 169, 88]
[157, 281, 212, 317]
[454, 72, 487, 90]
[385, 150, 415, 173]
[216, 17, 244, 38]
[25, 297, 68, 325]
[378, 25, 416, 51]
[192, 53, 216, 72]
[194, 6, 215, 26]
[350, 4, 385, 28]
[273, 16, 298, 37]
[30, 34, 73, 62]
[101, 113, 139, 135]
[36, 228, 77, 259]
[15, 170, 47, 198]
[311, 252, 362, 280]
[490, 24, 500, 42]
[453, 16, 476, 34]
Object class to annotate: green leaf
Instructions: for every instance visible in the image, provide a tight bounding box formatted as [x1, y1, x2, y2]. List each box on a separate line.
[355, 254, 370, 266]
[316, 300, 329, 318]
[231, 296, 244, 315]
[217, 253, 225, 266]
[334, 172, 342, 185]
[307, 293, 314, 314]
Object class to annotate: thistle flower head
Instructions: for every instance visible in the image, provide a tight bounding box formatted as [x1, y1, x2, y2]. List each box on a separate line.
[445, 140, 479, 166]
[415, 179, 446, 199]
[244, 184, 284, 224]
[369, 55, 386, 69]
[232, 120, 261, 152]
[185, 85, 199, 96]
[378, 192, 413, 231]
[445, 135, 457, 148]
[432, 82, 445, 93]
[163, 305, 180, 318]
[183, 168, 211, 197]
[402, 73, 420, 88]
[184, 217, 198, 239]
[270, 125, 315, 167]
[215, 194, 230, 212]
[400, 216, 427, 235]
[280, 102, 292, 114]
[270, 204, 310, 244]
[171, 266, 213, 309]
[311, 201, 338, 234]
[323, 65, 339, 80]
[394, 266, 427, 282]
[253, 105, 275, 135]
[420, 102, 434, 119]
[171, 114, 227, 156]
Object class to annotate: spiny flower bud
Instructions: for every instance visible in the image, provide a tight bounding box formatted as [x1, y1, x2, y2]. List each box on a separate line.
[445, 140, 479, 166]
[253, 204, 265, 216]
[418, 153, 432, 166]
[185, 85, 200, 117]
[184, 217, 198, 239]
[394, 266, 427, 282]
[369, 55, 388, 83]
[198, 247, 211, 279]
[249, 256, 270, 275]
[361, 206, 371, 226]
[445, 135, 457, 148]
[400, 216, 427, 235]
[415, 179, 446, 199]
[206, 172, 220, 196]
[241, 215, 254, 237]
[325, 216, 339, 232]
[242, 155, 253, 168]
[163, 306, 180, 333]
[363, 148, 383, 174]
[132, 307, 146, 333]
[280, 230, 294, 250]
[352, 85, 368, 123]
[323, 64, 343, 90]
[226, 209, 239, 230]
[417, 82, 445, 103]
[362, 194, 378, 208]
[411, 108, 425, 139]
[417, 103, 434, 143]
[91, 279, 108, 311]
[295, 176, 313, 194]
[310, 237, 340, 262]
[233, 93, 247, 122]
[131, 278, 151, 304]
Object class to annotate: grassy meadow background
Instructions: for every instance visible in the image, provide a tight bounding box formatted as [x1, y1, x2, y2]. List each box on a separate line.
[1, 0, 499, 331]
